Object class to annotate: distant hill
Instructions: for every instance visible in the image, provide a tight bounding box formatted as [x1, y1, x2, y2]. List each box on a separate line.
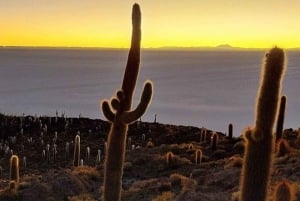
[215, 44, 239, 49]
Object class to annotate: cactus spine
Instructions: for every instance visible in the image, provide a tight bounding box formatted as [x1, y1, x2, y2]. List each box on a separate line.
[101, 4, 153, 201]
[239, 47, 286, 201]
[228, 123, 233, 139]
[73, 135, 80, 167]
[274, 180, 295, 201]
[9, 155, 19, 190]
[275, 96, 287, 141]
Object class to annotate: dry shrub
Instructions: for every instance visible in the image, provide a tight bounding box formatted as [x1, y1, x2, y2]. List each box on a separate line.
[276, 139, 293, 157]
[231, 191, 240, 201]
[68, 193, 95, 201]
[72, 166, 100, 181]
[0, 188, 21, 201]
[233, 140, 244, 151]
[224, 155, 243, 168]
[129, 178, 159, 192]
[169, 173, 197, 191]
[152, 191, 175, 201]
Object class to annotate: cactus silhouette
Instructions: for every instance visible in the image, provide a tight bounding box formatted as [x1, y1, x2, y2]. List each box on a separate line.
[9, 155, 19, 190]
[211, 132, 218, 150]
[200, 127, 206, 143]
[73, 135, 80, 167]
[239, 47, 286, 201]
[274, 180, 295, 201]
[275, 96, 287, 141]
[101, 4, 153, 201]
[228, 123, 233, 139]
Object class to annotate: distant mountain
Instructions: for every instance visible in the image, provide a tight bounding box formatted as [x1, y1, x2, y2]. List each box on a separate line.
[215, 44, 239, 49]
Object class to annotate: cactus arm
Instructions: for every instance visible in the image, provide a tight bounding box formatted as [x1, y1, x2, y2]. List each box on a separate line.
[121, 3, 141, 111]
[102, 100, 115, 122]
[111, 97, 120, 111]
[121, 81, 153, 124]
[275, 95, 287, 141]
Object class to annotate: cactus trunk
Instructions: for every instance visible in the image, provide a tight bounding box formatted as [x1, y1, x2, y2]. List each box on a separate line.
[239, 47, 286, 201]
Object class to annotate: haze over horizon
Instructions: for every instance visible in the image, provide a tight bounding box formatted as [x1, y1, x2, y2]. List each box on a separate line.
[0, 0, 299, 48]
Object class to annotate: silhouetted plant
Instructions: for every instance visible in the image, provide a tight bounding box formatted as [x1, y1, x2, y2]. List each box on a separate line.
[9, 155, 19, 190]
[101, 4, 153, 201]
[195, 149, 202, 165]
[211, 132, 218, 150]
[228, 123, 233, 139]
[73, 135, 80, 167]
[275, 96, 287, 141]
[239, 47, 286, 201]
[200, 127, 207, 143]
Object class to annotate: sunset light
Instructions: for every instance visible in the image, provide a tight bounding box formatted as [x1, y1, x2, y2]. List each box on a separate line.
[1, 0, 300, 48]
[0, 2, 300, 200]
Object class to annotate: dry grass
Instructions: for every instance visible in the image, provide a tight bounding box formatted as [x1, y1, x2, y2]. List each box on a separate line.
[72, 166, 100, 181]
[224, 155, 243, 168]
[152, 191, 174, 201]
[68, 193, 96, 201]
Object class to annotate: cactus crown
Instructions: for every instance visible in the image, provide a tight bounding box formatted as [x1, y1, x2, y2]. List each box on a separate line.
[255, 47, 285, 134]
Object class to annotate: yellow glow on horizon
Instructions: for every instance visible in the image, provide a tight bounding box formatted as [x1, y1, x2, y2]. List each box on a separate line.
[1, 1, 300, 49]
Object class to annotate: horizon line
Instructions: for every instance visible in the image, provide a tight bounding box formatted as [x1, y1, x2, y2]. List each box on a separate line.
[1, 45, 300, 50]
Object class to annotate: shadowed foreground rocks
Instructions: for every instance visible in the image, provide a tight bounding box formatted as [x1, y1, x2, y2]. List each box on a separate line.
[0, 114, 299, 201]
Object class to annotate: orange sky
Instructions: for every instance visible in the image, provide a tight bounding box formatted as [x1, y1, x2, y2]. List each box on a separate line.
[0, 0, 299, 48]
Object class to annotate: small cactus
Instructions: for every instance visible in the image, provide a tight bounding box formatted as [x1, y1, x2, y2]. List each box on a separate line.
[9, 181, 17, 193]
[86, 146, 90, 163]
[195, 149, 202, 165]
[9, 155, 19, 189]
[96, 149, 101, 165]
[73, 135, 80, 167]
[200, 127, 207, 143]
[22, 156, 26, 169]
[274, 180, 295, 201]
[211, 132, 218, 150]
[228, 123, 233, 139]
[166, 151, 174, 165]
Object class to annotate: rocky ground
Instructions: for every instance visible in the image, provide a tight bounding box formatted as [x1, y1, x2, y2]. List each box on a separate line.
[0, 114, 299, 201]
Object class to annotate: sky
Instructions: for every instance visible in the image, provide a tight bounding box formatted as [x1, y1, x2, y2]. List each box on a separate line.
[0, 0, 299, 48]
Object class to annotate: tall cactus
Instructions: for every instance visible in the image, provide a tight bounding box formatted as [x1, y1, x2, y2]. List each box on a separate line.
[228, 123, 233, 139]
[73, 135, 80, 167]
[275, 95, 287, 141]
[9, 155, 19, 190]
[239, 47, 286, 201]
[101, 4, 153, 201]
